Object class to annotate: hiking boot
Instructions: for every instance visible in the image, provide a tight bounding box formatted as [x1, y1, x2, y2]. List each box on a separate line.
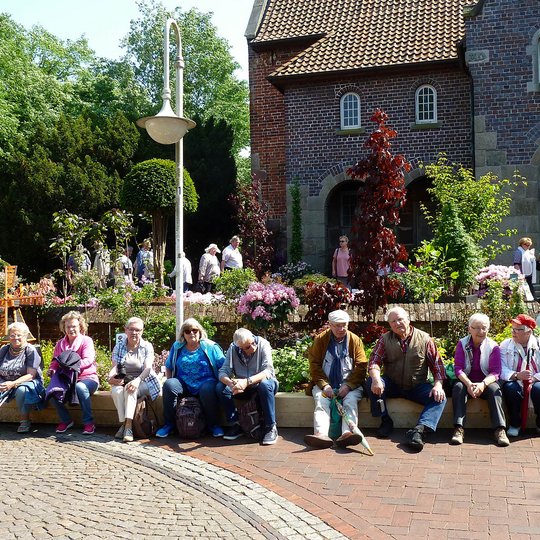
[450, 426, 464, 445]
[495, 427, 510, 447]
[223, 424, 244, 441]
[377, 415, 394, 438]
[115, 425, 125, 439]
[17, 420, 31, 434]
[56, 421, 74, 434]
[262, 424, 278, 445]
[82, 423, 95, 435]
[304, 434, 334, 449]
[405, 427, 425, 450]
[335, 431, 361, 448]
[123, 428, 134, 443]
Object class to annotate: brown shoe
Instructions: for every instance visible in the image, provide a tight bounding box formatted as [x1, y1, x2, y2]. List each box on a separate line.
[335, 432, 361, 448]
[495, 427, 510, 447]
[450, 426, 464, 445]
[304, 434, 334, 449]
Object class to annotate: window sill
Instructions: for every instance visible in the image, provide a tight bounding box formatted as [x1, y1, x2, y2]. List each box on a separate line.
[410, 122, 441, 131]
[335, 128, 365, 136]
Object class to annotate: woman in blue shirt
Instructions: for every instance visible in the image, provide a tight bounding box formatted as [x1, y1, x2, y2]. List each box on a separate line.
[156, 318, 225, 438]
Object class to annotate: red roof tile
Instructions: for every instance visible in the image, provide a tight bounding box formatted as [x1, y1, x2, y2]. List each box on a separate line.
[251, 0, 469, 77]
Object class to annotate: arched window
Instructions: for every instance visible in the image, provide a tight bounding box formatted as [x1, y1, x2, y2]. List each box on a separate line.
[415, 85, 437, 124]
[526, 31, 540, 92]
[340, 92, 360, 129]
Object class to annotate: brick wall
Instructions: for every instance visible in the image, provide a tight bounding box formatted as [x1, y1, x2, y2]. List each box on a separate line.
[465, 0, 540, 165]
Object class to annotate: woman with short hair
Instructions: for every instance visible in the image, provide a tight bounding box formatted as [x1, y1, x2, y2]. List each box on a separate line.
[0, 322, 44, 433]
[156, 318, 225, 438]
[450, 313, 509, 446]
[109, 317, 156, 443]
[49, 311, 98, 434]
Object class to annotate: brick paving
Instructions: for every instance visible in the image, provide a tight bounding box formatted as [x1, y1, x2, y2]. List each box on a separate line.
[1, 424, 539, 539]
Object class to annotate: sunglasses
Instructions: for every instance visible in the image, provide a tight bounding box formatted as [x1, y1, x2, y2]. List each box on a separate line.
[184, 329, 199, 334]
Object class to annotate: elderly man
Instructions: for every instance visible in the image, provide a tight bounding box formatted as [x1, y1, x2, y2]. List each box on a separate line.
[221, 236, 243, 272]
[217, 328, 279, 445]
[500, 314, 540, 437]
[304, 309, 367, 449]
[367, 306, 446, 450]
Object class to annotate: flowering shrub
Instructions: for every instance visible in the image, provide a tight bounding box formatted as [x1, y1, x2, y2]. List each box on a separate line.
[272, 336, 312, 391]
[237, 282, 300, 331]
[274, 261, 314, 284]
[475, 265, 524, 297]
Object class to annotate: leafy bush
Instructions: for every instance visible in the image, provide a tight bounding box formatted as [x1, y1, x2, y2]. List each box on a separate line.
[303, 281, 352, 331]
[212, 268, 257, 300]
[292, 273, 329, 288]
[275, 261, 314, 284]
[272, 336, 312, 391]
[143, 310, 176, 351]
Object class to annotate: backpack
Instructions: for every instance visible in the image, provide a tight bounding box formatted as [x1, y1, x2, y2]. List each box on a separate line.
[132, 397, 159, 439]
[237, 393, 263, 441]
[176, 396, 206, 439]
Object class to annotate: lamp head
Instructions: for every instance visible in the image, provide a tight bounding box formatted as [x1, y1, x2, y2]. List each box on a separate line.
[136, 101, 196, 145]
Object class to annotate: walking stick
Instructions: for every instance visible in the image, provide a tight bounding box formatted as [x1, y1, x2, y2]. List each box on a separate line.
[332, 396, 374, 456]
[521, 350, 532, 432]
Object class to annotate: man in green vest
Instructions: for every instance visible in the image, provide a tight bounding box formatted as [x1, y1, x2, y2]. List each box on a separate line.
[367, 306, 447, 451]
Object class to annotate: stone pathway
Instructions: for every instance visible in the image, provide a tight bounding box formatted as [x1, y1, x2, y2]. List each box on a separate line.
[0, 428, 346, 539]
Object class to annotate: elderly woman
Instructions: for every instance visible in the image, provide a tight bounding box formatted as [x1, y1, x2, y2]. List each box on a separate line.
[332, 235, 351, 287]
[450, 313, 509, 446]
[0, 322, 44, 433]
[198, 243, 221, 293]
[217, 328, 279, 444]
[108, 317, 156, 443]
[513, 237, 536, 300]
[49, 311, 98, 434]
[156, 318, 225, 438]
[500, 314, 540, 437]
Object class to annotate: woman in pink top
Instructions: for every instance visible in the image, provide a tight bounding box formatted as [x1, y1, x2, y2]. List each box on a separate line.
[50, 311, 98, 434]
[332, 235, 351, 288]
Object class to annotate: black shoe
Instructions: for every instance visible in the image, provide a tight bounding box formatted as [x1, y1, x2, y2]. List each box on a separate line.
[223, 424, 244, 441]
[405, 427, 424, 450]
[377, 415, 394, 438]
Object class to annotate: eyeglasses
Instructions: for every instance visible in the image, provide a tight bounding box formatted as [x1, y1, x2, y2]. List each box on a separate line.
[339, 240, 346, 243]
[184, 329, 199, 334]
[127, 328, 143, 333]
[512, 327, 529, 333]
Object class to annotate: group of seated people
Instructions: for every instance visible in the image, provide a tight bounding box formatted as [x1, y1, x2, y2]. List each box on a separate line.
[1, 307, 539, 451]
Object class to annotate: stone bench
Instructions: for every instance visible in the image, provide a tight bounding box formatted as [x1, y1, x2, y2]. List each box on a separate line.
[0, 391, 536, 429]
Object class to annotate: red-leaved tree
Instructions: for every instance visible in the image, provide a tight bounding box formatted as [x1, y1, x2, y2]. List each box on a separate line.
[347, 109, 410, 320]
[229, 177, 274, 279]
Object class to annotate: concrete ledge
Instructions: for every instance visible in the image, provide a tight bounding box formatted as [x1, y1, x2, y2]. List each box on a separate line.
[1, 391, 536, 429]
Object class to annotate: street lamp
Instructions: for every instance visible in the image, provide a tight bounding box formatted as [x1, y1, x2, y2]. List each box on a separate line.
[137, 18, 196, 338]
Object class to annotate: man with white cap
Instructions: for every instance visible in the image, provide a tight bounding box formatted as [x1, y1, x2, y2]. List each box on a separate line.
[500, 313, 540, 437]
[304, 309, 367, 448]
[198, 243, 221, 293]
[367, 306, 446, 451]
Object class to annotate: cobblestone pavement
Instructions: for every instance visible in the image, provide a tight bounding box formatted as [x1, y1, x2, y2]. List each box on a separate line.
[0, 427, 346, 540]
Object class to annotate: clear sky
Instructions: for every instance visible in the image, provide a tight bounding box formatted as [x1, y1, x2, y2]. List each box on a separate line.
[0, 0, 254, 79]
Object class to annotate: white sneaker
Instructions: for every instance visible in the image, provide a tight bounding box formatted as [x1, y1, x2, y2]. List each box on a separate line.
[507, 426, 520, 437]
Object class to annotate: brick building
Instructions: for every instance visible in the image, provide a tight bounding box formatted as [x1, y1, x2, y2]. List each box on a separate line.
[245, 0, 540, 272]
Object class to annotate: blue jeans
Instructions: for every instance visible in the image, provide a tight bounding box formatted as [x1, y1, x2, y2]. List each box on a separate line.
[162, 378, 221, 428]
[52, 379, 98, 424]
[216, 379, 279, 428]
[366, 376, 447, 432]
[15, 380, 45, 414]
[502, 380, 540, 428]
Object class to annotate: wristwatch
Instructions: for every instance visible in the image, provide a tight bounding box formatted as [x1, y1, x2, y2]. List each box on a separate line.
[247, 377, 253, 386]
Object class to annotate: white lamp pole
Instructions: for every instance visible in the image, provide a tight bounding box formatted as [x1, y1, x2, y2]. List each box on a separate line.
[136, 18, 195, 339]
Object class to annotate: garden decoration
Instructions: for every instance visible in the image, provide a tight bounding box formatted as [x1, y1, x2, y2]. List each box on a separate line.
[521, 349, 533, 432]
[331, 396, 374, 456]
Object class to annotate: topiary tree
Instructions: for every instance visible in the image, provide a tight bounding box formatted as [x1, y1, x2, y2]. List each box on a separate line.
[121, 159, 198, 289]
[289, 178, 303, 263]
[347, 109, 409, 320]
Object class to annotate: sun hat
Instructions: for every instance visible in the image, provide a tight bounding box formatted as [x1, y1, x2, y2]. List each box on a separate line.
[205, 243, 221, 253]
[328, 309, 350, 324]
[510, 314, 537, 330]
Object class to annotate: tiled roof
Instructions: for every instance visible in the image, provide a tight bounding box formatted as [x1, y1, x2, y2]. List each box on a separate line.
[251, 0, 469, 78]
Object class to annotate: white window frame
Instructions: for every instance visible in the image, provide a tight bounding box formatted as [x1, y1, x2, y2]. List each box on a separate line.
[415, 85, 437, 124]
[340, 92, 361, 130]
